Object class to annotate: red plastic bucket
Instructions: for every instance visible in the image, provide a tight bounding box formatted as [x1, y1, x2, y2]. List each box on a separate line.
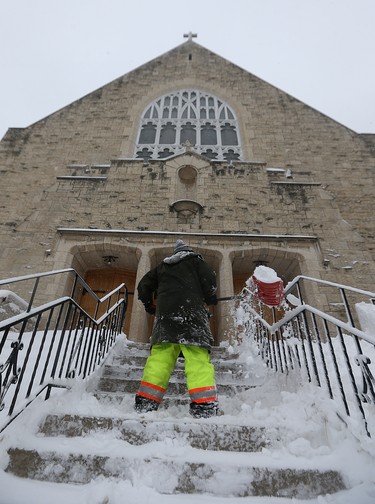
[252, 275, 284, 307]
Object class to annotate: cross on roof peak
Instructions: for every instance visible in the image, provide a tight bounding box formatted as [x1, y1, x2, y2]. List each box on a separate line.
[183, 31, 198, 41]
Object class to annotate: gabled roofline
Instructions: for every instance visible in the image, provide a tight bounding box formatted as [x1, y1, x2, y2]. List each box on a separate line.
[4, 38, 363, 136]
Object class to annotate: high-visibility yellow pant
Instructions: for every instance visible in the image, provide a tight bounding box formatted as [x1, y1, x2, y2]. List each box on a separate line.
[137, 343, 217, 404]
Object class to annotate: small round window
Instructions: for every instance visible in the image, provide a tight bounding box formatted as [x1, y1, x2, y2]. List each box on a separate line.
[178, 165, 197, 182]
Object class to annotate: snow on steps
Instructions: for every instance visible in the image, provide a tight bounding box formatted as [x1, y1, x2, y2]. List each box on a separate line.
[40, 413, 272, 452]
[7, 446, 345, 498]
[94, 341, 263, 406]
[5, 340, 347, 499]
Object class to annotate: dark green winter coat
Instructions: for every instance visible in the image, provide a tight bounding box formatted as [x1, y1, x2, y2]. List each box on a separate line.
[137, 251, 217, 349]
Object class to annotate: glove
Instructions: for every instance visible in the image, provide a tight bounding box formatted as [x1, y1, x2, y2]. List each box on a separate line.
[144, 302, 156, 315]
[205, 294, 218, 306]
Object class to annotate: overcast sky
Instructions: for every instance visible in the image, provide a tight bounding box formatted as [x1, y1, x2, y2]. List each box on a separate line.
[1, 0, 374, 141]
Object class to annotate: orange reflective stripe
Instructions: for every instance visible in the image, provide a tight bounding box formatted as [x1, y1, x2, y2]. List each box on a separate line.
[138, 381, 166, 403]
[189, 386, 216, 394]
[140, 381, 166, 393]
[189, 385, 217, 403]
[191, 396, 218, 404]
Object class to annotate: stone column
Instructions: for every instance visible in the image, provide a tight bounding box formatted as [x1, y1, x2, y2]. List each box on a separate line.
[216, 250, 235, 345]
[128, 248, 152, 342]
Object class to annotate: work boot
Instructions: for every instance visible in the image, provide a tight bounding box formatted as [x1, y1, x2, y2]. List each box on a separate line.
[134, 395, 159, 413]
[189, 401, 219, 418]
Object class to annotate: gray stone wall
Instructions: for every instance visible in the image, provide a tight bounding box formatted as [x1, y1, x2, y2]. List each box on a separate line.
[0, 40, 374, 305]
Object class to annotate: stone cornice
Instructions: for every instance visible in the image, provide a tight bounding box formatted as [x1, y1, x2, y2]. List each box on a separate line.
[57, 227, 318, 242]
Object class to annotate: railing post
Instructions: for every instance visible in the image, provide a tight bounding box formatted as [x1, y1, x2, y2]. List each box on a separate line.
[311, 313, 333, 399]
[296, 279, 304, 304]
[8, 314, 42, 416]
[119, 288, 128, 333]
[323, 320, 350, 417]
[71, 272, 79, 299]
[50, 301, 73, 379]
[27, 277, 40, 312]
[340, 288, 355, 327]
[0, 340, 24, 412]
[337, 326, 370, 437]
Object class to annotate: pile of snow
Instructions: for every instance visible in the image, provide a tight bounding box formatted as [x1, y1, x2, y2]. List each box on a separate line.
[356, 302, 375, 338]
[0, 290, 29, 322]
[252, 265, 281, 284]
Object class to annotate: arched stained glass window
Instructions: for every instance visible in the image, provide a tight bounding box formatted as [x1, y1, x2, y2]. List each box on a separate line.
[160, 122, 176, 144]
[135, 90, 242, 161]
[180, 122, 196, 145]
[221, 123, 238, 146]
[201, 123, 217, 145]
[138, 122, 156, 144]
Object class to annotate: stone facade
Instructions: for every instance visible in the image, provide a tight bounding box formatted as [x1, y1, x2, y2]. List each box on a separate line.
[0, 40, 374, 343]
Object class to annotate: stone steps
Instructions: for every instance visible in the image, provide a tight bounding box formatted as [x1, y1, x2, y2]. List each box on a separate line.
[94, 390, 192, 408]
[111, 352, 244, 369]
[39, 413, 273, 452]
[5, 339, 348, 499]
[6, 446, 346, 498]
[106, 339, 261, 382]
[97, 342, 260, 397]
[97, 374, 255, 396]
[106, 362, 255, 381]
[112, 342, 242, 365]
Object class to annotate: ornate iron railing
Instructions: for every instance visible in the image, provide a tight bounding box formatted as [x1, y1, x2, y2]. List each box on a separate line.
[237, 276, 375, 437]
[0, 269, 128, 432]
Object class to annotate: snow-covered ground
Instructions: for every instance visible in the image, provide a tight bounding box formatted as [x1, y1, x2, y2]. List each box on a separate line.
[0, 331, 375, 504]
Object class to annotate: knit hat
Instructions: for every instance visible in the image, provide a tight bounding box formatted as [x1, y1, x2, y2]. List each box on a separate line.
[174, 239, 193, 254]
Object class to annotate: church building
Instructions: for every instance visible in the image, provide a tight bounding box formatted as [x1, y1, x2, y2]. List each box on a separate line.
[0, 37, 374, 343]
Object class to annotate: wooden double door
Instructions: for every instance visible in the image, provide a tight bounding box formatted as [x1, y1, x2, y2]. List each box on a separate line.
[80, 268, 136, 336]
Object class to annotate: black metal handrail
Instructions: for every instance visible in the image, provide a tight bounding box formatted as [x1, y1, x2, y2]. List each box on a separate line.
[0, 268, 104, 311]
[0, 269, 128, 432]
[237, 277, 375, 437]
[284, 275, 375, 326]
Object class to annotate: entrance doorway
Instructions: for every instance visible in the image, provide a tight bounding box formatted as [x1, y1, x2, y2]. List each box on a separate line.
[231, 250, 302, 326]
[80, 268, 136, 335]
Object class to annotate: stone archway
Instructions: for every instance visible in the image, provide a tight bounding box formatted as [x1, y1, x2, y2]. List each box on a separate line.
[66, 242, 140, 335]
[231, 246, 303, 293]
[230, 247, 304, 325]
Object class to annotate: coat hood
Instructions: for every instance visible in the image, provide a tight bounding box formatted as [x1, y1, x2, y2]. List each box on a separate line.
[163, 250, 196, 264]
